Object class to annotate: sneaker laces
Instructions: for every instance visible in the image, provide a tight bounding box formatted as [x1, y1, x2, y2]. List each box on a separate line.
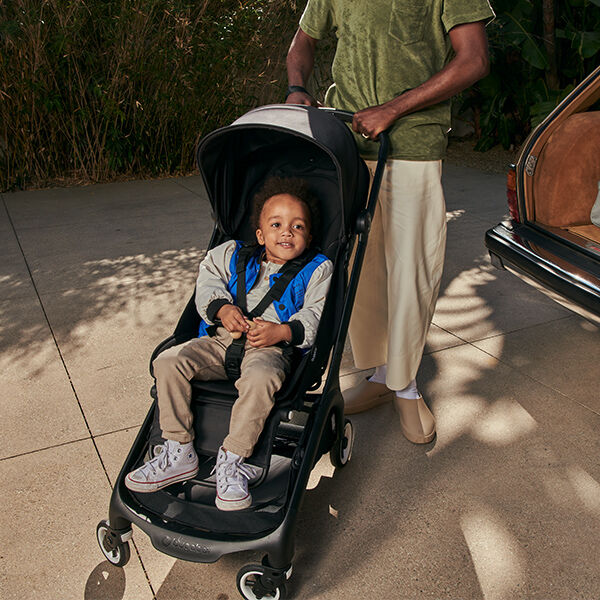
[134, 441, 181, 481]
[211, 458, 257, 487]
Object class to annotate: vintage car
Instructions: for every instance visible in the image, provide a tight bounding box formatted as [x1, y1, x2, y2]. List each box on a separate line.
[485, 65, 600, 324]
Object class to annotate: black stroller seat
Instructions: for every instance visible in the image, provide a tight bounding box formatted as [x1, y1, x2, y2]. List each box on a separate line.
[96, 104, 388, 600]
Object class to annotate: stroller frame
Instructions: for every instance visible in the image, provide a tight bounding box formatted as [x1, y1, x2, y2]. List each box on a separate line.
[97, 106, 388, 600]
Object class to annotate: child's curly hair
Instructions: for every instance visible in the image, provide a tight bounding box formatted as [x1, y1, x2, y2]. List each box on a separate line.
[252, 176, 321, 241]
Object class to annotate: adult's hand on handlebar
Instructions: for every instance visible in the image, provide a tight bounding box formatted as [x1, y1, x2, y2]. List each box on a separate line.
[352, 104, 395, 140]
[285, 91, 321, 107]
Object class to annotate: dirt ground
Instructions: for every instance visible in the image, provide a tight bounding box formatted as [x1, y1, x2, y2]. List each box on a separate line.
[11, 136, 519, 193]
[445, 136, 519, 175]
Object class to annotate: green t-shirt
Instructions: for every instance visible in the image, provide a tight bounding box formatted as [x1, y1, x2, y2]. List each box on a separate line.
[299, 0, 495, 160]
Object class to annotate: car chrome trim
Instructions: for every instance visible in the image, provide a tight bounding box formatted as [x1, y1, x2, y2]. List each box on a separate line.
[485, 224, 600, 320]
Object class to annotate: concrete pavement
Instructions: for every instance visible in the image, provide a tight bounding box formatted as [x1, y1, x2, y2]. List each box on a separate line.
[1, 163, 598, 600]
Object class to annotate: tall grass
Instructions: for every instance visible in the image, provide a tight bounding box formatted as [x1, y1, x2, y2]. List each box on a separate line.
[0, 0, 312, 191]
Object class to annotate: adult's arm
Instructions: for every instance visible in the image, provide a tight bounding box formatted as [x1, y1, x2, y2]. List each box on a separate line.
[286, 28, 320, 106]
[353, 21, 490, 139]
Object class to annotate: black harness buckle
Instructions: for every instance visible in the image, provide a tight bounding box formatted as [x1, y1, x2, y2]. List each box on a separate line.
[224, 334, 247, 380]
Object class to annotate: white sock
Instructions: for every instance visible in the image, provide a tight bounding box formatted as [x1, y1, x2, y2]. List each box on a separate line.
[395, 378, 420, 400]
[368, 365, 387, 385]
[368, 367, 420, 399]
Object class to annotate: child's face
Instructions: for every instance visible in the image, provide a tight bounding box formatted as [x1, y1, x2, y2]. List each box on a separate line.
[256, 194, 312, 264]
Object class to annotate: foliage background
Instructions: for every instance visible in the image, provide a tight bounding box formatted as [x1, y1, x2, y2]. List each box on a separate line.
[1, 0, 598, 191]
[465, 0, 600, 151]
[0, 0, 312, 190]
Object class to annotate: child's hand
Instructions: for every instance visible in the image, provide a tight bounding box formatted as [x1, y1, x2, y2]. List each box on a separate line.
[216, 304, 249, 335]
[247, 318, 292, 348]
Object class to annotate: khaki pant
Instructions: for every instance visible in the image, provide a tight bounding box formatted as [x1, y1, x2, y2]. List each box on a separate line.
[348, 159, 446, 391]
[153, 328, 289, 457]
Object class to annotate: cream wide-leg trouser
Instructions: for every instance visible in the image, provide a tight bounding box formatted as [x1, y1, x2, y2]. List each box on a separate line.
[348, 159, 447, 391]
[153, 328, 289, 457]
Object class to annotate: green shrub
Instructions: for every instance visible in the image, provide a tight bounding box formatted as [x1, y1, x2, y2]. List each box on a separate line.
[9, 1, 594, 186]
[0, 0, 302, 190]
[465, 0, 600, 151]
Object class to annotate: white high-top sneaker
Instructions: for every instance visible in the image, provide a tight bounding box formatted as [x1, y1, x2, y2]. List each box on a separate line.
[125, 440, 199, 493]
[214, 447, 257, 511]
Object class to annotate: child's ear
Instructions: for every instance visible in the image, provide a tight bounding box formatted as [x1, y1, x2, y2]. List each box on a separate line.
[256, 229, 265, 246]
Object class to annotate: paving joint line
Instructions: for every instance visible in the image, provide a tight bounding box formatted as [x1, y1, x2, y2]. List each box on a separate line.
[132, 538, 158, 599]
[174, 178, 206, 199]
[2, 195, 113, 486]
[470, 313, 574, 343]
[0, 435, 93, 462]
[0, 424, 144, 462]
[474, 342, 600, 419]
[3, 196, 158, 596]
[3, 196, 159, 596]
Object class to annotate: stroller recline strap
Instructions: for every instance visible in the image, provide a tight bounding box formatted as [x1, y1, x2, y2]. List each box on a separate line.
[223, 247, 317, 380]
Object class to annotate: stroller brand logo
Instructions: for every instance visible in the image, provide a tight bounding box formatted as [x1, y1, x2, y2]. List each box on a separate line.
[162, 535, 210, 555]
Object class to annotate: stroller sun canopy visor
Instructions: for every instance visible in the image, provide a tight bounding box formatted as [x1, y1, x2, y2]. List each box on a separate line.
[196, 105, 369, 252]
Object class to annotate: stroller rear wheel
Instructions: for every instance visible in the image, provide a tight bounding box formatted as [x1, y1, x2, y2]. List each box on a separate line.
[236, 563, 290, 600]
[96, 519, 131, 567]
[330, 418, 354, 468]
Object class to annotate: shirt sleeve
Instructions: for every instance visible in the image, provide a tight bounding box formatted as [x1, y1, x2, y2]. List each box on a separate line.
[288, 259, 333, 349]
[194, 240, 237, 323]
[299, 0, 335, 40]
[442, 0, 495, 33]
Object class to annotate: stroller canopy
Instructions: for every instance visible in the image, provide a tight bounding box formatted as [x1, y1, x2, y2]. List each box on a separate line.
[196, 104, 370, 257]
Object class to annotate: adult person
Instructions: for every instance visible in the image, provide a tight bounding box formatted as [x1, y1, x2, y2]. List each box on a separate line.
[285, 0, 494, 444]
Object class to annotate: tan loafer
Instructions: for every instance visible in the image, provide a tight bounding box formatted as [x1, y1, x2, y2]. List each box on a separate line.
[343, 378, 393, 415]
[393, 395, 436, 444]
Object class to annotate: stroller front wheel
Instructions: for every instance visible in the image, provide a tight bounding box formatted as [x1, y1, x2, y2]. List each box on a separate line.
[96, 520, 131, 567]
[237, 564, 288, 600]
[330, 418, 354, 468]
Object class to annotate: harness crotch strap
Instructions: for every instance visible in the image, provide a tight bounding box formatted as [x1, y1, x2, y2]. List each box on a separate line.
[223, 245, 317, 380]
[224, 334, 247, 380]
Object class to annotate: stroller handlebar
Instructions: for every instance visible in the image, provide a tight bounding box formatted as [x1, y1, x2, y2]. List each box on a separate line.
[319, 107, 354, 123]
[318, 107, 389, 158]
[315, 106, 389, 224]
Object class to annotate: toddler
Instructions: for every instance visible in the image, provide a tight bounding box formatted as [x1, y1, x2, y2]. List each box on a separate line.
[125, 176, 333, 511]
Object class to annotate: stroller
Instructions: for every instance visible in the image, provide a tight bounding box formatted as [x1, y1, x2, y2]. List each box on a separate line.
[96, 104, 388, 600]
